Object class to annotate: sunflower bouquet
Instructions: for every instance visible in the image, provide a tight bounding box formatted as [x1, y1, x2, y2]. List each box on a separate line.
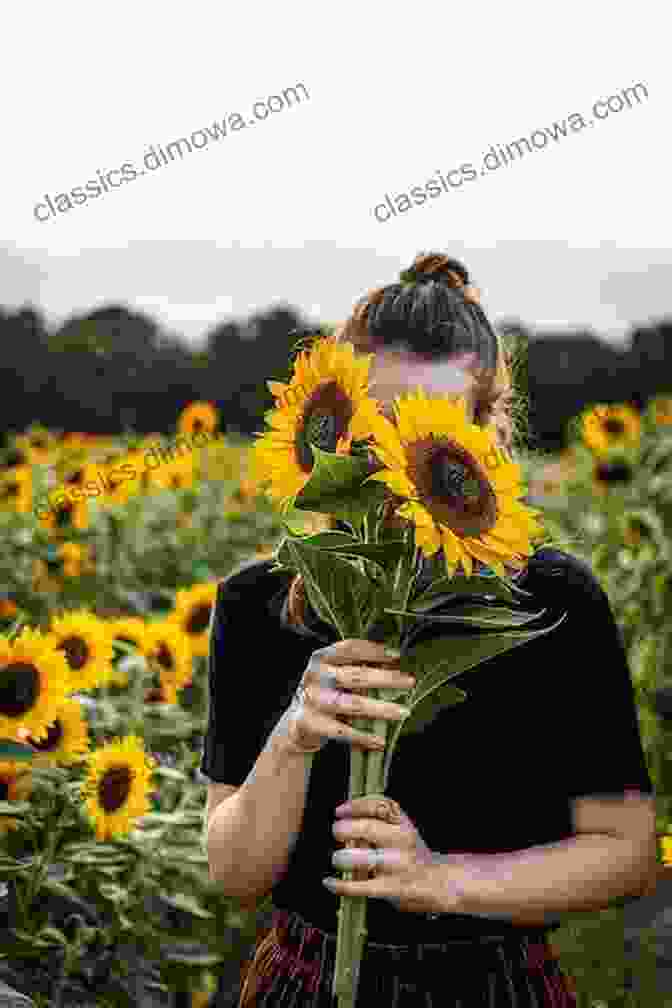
[251, 332, 566, 1007]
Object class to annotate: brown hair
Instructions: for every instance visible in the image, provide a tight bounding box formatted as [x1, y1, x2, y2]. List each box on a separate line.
[286, 252, 520, 628]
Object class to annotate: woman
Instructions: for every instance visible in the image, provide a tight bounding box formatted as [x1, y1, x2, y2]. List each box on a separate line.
[202, 252, 654, 1006]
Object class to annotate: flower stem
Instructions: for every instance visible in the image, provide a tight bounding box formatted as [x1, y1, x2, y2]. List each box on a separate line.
[331, 719, 368, 1005]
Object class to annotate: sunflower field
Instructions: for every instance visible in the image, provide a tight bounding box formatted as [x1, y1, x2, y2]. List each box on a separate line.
[0, 405, 328, 1007]
[0, 382, 671, 1006]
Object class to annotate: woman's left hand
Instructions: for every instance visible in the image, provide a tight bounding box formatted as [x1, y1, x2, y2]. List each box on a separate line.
[323, 795, 459, 914]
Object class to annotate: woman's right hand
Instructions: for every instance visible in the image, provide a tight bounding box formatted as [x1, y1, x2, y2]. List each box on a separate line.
[283, 639, 416, 754]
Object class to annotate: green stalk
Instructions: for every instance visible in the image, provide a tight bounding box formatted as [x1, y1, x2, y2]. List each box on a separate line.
[331, 717, 368, 1005]
[332, 505, 411, 1005]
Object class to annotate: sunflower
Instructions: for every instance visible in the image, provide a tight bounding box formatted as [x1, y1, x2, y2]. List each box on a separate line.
[367, 389, 545, 578]
[652, 396, 672, 426]
[0, 599, 18, 622]
[143, 621, 193, 704]
[581, 404, 641, 457]
[151, 448, 196, 493]
[24, 696, 90, 768]
[107, 617, 149, 686]
[592, 458, 634, 495]
[60, 542, 95, 578]
[202, 439, 248, 483]
[167, 583, 218, 658]
[177, 401, 219, 438]
[58, 459, 91, 489]
[661, 836, 672, 866]
[32, 543, 92, 593]
[1, 447, 29, 470]
[15, 425, 58, 465]
[57, 431, 90, 453]
[98, 456, 137, 508]
[0, 465, 32, 514]
[0, 759, 33, 839]
[47, 610, 115, 691]
[0, 627, 71, 742]
[80, 734, 156, 842]
[250, 334, 381, 512]
[38, 492, 89, 535]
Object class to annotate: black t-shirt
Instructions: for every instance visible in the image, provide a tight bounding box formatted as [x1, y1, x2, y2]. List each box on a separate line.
[200, 546, 654, 944]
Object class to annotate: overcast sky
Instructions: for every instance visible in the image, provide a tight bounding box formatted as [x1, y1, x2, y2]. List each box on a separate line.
[2, 1, 670, 349]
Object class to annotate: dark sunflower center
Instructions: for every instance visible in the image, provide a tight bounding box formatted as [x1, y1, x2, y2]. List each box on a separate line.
[58, 636, 90, 670]
[1, 483, 19, 500]
[595, 461, 632, 484]
[186, 604, 212, 635]
[296, 382, 353, 472]
[98, 764, 132, 813]
[193, 419, 204, 433]
[170, 476, 182, 489]
[66, 470, 84, 487]
[307, 412, 337, 451]
[0, 662, 39, 717]
[45, 554, 63, 575]
[407, 437, 498, 539]
[431, 460, 481, 501]
[603, 418, 625, 436]
[29, 719, 63, 751]
[32, 438, 47, 450]
[156, 643, 174, 670]
[54, 504, 73, 528]
[0, 780, 8, 801]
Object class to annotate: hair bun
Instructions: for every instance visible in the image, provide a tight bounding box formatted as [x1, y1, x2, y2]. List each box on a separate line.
[399, 262, 481, 305]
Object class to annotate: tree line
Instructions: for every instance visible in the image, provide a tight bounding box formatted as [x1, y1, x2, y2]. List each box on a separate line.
[0, 303, 669, 454]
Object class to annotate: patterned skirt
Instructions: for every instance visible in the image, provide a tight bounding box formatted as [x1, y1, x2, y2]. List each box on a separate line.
[235, 908, 578, 1007]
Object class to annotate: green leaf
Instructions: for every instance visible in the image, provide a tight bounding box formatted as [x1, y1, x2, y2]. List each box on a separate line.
[281, 530, 357, 551]
[279, 538, 379, 638]
[280, 529, 407, 571]
[162, 951, 223, 966]
[294, 447, 372, 507]
[411, 574, 530, 608]
[62, 849, 129, 867]
[36, 925, 68, 946]
[158, 890, 214, 919]
[98, 882, 127, 902]
[386, 603, 548, 629]
[152, 766, 187, 782]
[0, 740, 34, 762]
[398, 681, 468, 736]
[0, 800, 31, 816]
[382, 613, 567, 785]
[292, 446, 388, 526]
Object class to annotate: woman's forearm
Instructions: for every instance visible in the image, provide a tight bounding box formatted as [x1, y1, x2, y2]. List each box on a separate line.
[206, 708, 316, 905]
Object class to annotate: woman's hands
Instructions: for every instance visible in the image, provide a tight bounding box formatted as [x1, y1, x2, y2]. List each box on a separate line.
[322, 795, 465, 915]
[283, 639, 416, 755]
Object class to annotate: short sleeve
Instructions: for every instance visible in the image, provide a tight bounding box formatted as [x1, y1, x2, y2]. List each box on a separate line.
[552, 552, 654, 803]
[199, 560, 296, 785]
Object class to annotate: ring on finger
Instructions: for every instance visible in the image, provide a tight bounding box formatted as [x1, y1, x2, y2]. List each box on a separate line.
[370, 848, 385, 874]
[318, 667, 339, 690]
